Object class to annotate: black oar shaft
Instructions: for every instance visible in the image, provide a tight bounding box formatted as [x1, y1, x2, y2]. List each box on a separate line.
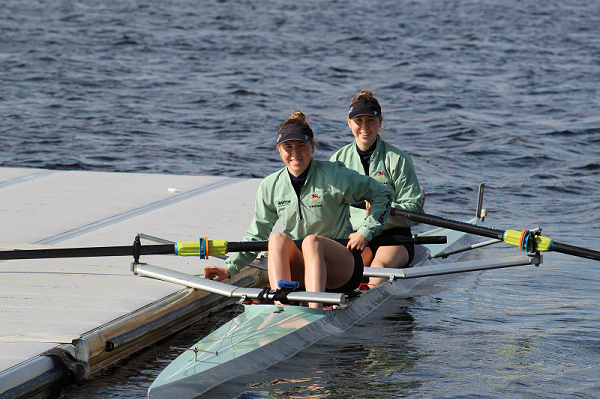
[389, 208, 600, 262]
[226, 235, 446, 253]
[0, 236, 445, 261]
[390, 208, 505, 240]
[0, 244, 175, 260]
[550, 242, 600, 262]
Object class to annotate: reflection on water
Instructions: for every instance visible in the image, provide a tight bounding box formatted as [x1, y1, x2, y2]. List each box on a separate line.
[497, 335, 542, 382]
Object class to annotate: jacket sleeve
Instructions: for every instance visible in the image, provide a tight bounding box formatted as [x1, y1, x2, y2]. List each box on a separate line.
[329, 150, 341, 162]
[330, 144, 354, 165]
[336, 164, 393, 241]
[387, 152, 424, 227]
[224, 181, 278, 276]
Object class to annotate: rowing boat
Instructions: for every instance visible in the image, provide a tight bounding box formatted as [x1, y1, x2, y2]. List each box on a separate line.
[136, 187, 542, 398]
[1, 185, 598, 398]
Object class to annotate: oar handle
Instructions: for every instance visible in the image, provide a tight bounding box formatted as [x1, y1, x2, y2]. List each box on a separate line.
[331, 235, 447, 247]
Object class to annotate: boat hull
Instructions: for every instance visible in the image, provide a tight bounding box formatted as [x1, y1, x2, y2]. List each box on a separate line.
[149, 218, 481, 398]
[148, 275, 429, 398]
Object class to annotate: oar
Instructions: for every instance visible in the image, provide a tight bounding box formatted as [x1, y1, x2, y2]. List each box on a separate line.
[176, 235, 446, 258]
[0, 244, 174, 260]
[0, 235, 447, 261]
[384, 207, 600, 262]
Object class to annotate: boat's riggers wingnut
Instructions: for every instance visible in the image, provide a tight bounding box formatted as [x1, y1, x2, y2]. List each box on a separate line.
[272, 280, 300, 305]
[256, 287, 270, 302]
[503, 230, 553, 252]
[133, 235, 142, 263]
[175, 238, 228, 258]
[272, 288, 292, 304]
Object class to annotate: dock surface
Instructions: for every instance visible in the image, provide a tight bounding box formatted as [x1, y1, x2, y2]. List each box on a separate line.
[0, 167, 268, 397]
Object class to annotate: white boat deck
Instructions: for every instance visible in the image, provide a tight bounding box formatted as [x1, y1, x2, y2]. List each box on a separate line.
[0, 167, 271, 396]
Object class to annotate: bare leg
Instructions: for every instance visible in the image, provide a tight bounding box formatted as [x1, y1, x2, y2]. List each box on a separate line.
[301, 235, 355, 308]
[267, 233, 305, 291]
[368, 245, 409, 286]
[361, 247, 374, 267]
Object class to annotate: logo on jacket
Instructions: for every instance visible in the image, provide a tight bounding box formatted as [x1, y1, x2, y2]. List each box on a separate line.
[277, 199, 291, 208]
[308, 193, 323, 208]
[375, 171, 388, 184]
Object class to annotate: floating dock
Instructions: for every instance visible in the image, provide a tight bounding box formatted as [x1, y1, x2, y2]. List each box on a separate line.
[0, 167, 269, 398]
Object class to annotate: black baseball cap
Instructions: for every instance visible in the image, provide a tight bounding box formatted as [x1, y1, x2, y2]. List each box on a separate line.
[348, 99, 382, 119]
[276, 124, 314, 144]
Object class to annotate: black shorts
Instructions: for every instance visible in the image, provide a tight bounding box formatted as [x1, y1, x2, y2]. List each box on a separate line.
[326, 251, 364, 293]
[368, 227, 415, 266]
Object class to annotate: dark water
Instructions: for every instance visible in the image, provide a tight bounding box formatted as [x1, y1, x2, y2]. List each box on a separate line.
[2, 0, 600, 397]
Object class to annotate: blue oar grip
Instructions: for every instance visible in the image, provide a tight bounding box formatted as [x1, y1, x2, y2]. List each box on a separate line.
[278, 280, 299, 289]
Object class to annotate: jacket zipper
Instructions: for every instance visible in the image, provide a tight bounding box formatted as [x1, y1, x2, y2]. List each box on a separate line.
[297, 188, 303, 220]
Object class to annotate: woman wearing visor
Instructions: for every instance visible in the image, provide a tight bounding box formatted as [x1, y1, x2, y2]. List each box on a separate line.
[204, 110, 393, 308]
[331, 89, 424, 287]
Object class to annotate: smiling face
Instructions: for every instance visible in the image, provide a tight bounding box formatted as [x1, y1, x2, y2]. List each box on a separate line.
[348, 115, 382, 151]
[277, 139, 315, 177]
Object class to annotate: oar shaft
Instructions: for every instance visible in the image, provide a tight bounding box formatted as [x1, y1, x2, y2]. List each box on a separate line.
[229, 235, 446, 252]
[182, 235, 448, 257]
[1, 236, 447, 261]
[390, 208, 504, 240]
[0, 244, 175, 260]
[550, 241, 600, 262]
[351, 203, 503, 240]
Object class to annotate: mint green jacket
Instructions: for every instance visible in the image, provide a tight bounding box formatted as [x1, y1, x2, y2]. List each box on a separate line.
[330, 135, 424, 229]
[224, 160, 393, 276]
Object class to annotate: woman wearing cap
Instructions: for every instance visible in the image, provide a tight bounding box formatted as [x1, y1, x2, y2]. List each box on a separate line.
[204, 110, 393, 308]
[331, 88, 424, 286]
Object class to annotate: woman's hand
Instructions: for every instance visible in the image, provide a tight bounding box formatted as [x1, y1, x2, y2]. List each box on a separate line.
[203, 266, 231, 282]
[346, 232, 368, 252]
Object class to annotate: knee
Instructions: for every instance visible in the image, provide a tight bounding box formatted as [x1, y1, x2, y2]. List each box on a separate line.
[269, 232, 293, 250]
[301, 234, 323, 252]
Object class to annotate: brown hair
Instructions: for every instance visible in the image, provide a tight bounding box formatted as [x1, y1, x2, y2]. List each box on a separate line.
[350, 87, 380, 107]
[349, 87, 386, 134]
[278, 110, 310, 132]
[277, 110, 318, 148]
